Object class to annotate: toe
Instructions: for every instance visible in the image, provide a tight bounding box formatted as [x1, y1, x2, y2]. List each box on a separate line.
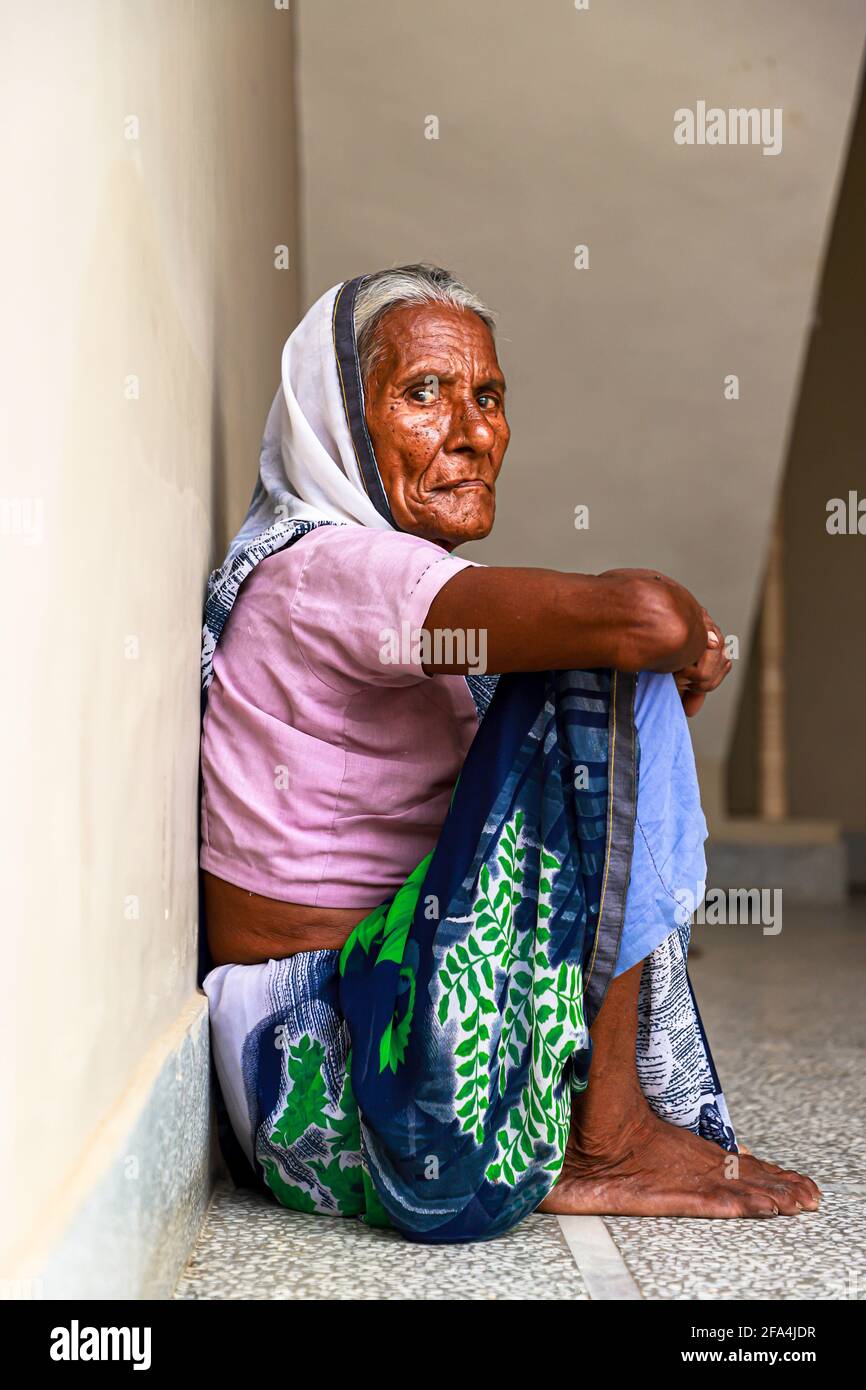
[760, 1182, 805, 1216]
[733, 1185, 781, 1219]
[788, 1178, 820, 1211]
[765, 1166, 821, 1209]
[783, 1173, 817, 1206]
[742, 1157, 821, 1209]
[713, 1184, 779, 1219]
[744, 1171, 816, 1214]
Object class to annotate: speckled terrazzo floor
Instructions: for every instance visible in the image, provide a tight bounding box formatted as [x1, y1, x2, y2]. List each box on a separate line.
[174, 1191, 589, 1300]
[175, 902, 866, 1300]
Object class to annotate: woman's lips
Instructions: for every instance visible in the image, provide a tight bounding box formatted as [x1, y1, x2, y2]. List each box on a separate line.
[437, 480, 489, 492]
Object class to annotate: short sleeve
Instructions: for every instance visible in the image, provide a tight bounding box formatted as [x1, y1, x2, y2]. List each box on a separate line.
[289, 526, 484, 690]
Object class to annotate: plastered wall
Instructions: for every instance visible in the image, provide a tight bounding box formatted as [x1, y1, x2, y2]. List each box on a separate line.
[0, 0, 299, 1268]
[295, 0, 865, 787]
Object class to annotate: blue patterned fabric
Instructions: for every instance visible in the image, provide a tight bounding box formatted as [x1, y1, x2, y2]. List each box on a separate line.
[203, 650, 736, 1245]
[338, 668, 625, 1239]
[336, 666, 737, 1242]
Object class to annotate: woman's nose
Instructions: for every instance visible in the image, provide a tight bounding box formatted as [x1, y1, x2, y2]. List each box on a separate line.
[446, 397, 495, 454]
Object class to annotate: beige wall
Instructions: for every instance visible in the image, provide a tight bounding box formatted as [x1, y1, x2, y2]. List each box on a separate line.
[0, 0, 299, 1269]
[295, 0, 865, 791]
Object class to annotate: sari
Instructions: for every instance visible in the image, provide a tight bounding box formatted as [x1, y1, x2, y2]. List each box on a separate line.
[200, 276, 736, 1244]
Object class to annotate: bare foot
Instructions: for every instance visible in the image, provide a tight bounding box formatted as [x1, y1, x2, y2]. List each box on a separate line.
[538, 1109, 821, 1219]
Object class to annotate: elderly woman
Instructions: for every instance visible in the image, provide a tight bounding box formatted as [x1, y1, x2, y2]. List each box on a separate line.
[199, 265, 818, 1242]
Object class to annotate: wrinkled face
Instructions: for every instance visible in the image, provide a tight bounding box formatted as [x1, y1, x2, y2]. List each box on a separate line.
[363, 303, 510, 549]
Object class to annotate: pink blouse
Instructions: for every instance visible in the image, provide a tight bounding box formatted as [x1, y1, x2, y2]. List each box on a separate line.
[200, 524, 483, 907]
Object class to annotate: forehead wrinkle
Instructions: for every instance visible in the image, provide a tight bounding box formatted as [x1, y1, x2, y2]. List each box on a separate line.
[370, 309, 501, 395]
[388, 341, 503, 386]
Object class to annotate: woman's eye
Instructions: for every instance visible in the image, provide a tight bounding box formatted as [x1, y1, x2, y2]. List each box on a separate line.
[409, 387, 437, 404]
[477, 394, 498, 410]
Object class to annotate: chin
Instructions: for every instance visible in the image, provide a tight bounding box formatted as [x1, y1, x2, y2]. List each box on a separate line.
[406, 497, 495, 548]
[443, 496, 495, 544]
[438, 515, 493, 548]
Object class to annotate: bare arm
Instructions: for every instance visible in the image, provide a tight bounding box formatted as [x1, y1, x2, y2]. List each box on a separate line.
[421, 564, 707, 676]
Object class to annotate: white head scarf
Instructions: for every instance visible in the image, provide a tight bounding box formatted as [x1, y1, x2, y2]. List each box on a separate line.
[226, 279, 399, 563]
[202, 276, 400, 687]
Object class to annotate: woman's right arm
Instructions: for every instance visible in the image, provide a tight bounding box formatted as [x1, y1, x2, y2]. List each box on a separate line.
[421, 564, 707, 675]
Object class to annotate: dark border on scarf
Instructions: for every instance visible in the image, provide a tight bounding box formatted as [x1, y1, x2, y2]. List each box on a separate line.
[332, 277, 401, 529]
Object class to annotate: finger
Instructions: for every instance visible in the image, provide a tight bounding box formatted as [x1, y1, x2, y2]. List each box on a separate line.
[703, 614, 725, 651]
[702, 662, 733, 691]
[690, 660, 727, 689]
[695, 648, 732, 681]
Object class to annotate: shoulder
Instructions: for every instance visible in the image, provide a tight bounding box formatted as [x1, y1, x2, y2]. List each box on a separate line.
[293, 523, 483, 581]
[285, 524, 484, 686]
[296, 523, 452, 560]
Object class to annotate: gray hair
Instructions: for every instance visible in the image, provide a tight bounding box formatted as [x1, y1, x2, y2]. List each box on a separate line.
[353, 263, 496, 388]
